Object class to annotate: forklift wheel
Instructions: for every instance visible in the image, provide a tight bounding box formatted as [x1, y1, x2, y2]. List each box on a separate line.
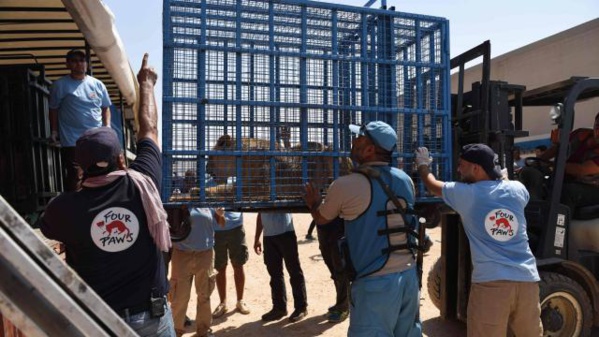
[165, 206, 192, 242]
[415, 204, 442, 229]
[539, 272, 592, 337]
[427, 257, 442, 310]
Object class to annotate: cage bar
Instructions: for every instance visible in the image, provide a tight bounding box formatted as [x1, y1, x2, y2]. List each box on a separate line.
[162, 0, 451, 210]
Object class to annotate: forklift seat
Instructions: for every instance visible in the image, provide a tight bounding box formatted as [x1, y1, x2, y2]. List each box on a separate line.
[571, 216, 599, 253]
[573, 204, 599, 220]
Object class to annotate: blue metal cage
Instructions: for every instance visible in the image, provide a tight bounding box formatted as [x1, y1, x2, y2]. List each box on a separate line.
[162, 0, 451, 210]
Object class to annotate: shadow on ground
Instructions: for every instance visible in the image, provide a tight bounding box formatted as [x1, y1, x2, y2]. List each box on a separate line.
[422, 317, 466, 337]
[214, 313, 342, 337]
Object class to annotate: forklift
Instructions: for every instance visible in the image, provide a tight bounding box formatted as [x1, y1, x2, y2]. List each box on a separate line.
[427, 41, 599, 336]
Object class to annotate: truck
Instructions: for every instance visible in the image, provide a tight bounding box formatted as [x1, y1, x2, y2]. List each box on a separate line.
[0, 1, 142, 336]
[427, 41, 599, 337]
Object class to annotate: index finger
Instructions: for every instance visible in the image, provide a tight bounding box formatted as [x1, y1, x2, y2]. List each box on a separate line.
[140, 53, 149, 70]
[303, 182, 312, 192]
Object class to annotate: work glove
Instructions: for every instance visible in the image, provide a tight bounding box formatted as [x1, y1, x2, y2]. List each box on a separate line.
[415, 147, 433, 168]
[49, 130, 60, 146]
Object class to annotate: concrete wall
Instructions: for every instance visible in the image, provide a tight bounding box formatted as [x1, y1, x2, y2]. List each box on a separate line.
[451, 18, 599, 139]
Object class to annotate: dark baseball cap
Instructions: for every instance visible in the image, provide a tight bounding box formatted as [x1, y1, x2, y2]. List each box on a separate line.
[75, 127, 122, 173]
[349, 121, 397, 152]
[66, 49, 86, 61]
[460, 143, 502, 180]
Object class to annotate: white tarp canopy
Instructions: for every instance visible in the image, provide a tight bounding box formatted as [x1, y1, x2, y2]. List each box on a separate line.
[0, 0, 137, 108]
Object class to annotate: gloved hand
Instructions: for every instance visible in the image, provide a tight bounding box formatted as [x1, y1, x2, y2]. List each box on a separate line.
[49, 130, 60, 145]
[415, 147, 433, 168]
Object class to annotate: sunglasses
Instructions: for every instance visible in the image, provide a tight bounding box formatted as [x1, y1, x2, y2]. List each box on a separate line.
[357, 124, 384, 150]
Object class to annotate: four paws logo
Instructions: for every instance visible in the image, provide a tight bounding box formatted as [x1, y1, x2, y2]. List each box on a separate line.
[90, 207, 139, 252]
[484, 209, 518, 242]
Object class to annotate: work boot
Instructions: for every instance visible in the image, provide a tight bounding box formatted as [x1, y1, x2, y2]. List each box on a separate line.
[327, 310, 348, 323]
[288, 307, 308, 323]
[423, 237, 434, 253]
[261, 308, 287, 322]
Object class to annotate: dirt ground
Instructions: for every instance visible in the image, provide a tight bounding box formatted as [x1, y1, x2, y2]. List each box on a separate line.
[178, 213, 467, 337]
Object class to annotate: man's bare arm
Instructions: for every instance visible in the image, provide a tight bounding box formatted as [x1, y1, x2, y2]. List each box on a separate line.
[136, 53, 159, 147]
[417, 165, 444, 197]
[303, 182, 333, 225]
[566, 160, 599, 177]
[101, 106, 111, 127]
[254, 214, 264, 255]
[49, 108, 58, 134]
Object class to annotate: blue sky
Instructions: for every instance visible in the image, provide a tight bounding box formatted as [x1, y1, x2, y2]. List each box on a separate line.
[103, 0, 598, 114]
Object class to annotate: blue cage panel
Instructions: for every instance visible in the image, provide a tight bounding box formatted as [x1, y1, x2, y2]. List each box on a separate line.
[163, 0, 451, 210]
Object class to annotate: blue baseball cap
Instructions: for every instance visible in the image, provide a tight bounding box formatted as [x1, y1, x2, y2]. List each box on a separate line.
[349, 121, 397, 152]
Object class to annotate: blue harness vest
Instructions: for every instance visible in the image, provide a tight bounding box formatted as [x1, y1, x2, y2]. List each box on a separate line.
[345, 166, 419, 279]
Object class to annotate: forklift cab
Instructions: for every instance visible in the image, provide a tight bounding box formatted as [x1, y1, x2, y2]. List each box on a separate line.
[519, 77, 599, 259]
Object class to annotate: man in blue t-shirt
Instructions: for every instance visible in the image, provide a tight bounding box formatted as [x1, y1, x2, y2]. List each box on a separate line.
[416, 143, 542, 337]
[211, 212, 251, 318]
[49, 49, 112, 191]
[254, 212, 308, 323]
[41, 54, 175, 337]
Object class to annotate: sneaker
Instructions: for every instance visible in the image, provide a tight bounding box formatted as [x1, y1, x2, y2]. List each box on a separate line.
[236, 300, 250, 314]
[423, 237, 433, 253]
[305, 234, 315, 241]
[212, 303, 228, 318]
[184, 315, 192, 327]
[288, 308, 308, 323]
[199, 328, 215, 337]
[327, 310, 348, 323]
[261, 308, 287, 322]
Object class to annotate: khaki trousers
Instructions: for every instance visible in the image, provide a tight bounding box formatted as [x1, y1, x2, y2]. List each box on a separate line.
[467, 280, 543, 337]
[169, 248, 215, 337]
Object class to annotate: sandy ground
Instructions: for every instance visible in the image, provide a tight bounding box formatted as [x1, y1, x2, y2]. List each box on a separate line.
[177, 213, 467, 337]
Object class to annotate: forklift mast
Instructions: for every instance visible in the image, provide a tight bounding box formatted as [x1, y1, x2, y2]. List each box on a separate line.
[451, 41, 527, 180]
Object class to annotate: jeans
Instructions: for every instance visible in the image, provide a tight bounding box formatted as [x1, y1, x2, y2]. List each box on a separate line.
[349, 268, 421, 337]
[123, 302, 176, 337]
[317, 218, 349, 312]
[561, 182, 599, 214]
[520, 166, 599, 213]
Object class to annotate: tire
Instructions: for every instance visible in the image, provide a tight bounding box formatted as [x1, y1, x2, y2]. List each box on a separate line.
[539, 271, 593, 337]
[427, 257, 442, 310]
[165, 207, 191, 242]
[415, 204, 441, 229]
